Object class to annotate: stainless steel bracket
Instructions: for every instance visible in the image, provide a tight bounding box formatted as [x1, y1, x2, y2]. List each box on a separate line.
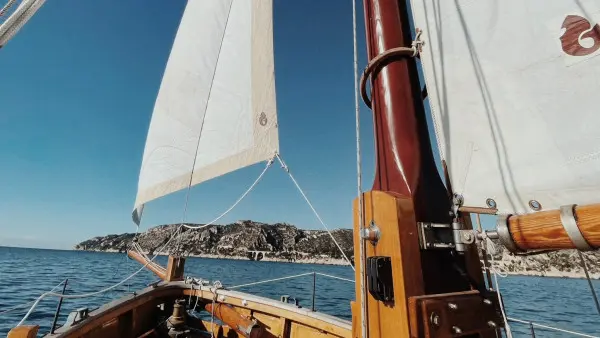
[560, 204, 593, 251]
[417, 222, 475, 251]
[496, 214, 522, 253]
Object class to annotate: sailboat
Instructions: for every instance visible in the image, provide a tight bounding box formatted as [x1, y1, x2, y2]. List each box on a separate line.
[6, 0, 600, 337]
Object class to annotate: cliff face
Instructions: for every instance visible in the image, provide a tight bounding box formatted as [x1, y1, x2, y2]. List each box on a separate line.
[74, 221, 354, 263]
[75, 221, 600, 277]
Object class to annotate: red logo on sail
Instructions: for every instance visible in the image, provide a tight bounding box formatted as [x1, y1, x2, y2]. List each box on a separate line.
[560, 15, 600, 56]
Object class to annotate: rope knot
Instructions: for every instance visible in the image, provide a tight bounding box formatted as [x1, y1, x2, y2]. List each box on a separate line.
[411, 28, 425, 57]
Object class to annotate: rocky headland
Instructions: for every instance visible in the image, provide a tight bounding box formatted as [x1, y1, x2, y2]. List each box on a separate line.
[74, 220, 600, 278]
[74, 220, 354, 266]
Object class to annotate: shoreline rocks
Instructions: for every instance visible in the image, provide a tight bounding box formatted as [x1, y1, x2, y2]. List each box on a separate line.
[75, 221, 600, 279]
[75, 221, 354, 265]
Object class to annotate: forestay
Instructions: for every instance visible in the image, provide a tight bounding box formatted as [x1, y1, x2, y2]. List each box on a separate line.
[410, 0, 600, 214]
[133, 0, 279, 224]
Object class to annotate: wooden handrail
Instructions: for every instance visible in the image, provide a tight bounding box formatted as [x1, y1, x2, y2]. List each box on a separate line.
[505, 203, 600, 251]
[127, 250, 166, 280]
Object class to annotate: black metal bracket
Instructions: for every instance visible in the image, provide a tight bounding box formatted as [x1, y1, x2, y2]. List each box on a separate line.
[417, 222, 476, 251]
[366, 256, 394, 302]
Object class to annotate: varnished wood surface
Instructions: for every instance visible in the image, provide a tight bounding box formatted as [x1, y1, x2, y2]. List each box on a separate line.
[353, 192, 495, 338]
[183, 287, 350, 338]
[352, 191, 424, 338]
[165, 256, 185, 281]
[205, 303, 262, 338]
[408, 291, 501, 338]
[7, 325, 39, 338]
[126, 250, 166, 280]
[28, 281, 350, 337]
[508, 203, 600, 250]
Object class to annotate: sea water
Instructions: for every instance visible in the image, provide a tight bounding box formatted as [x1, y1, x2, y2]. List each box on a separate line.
[0, 247, 598, 337]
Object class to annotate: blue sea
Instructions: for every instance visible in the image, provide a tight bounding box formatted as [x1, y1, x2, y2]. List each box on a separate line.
[0, 247, 598, 337]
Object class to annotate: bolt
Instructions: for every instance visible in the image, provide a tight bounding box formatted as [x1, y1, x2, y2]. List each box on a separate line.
[429, 312, 440, 327]
[448, 302, 458, 310]
[483, 299, 492, 305]
[452, 326, 462, 335]
[463, 232, 473, 241]
[487, 321, 497, 328]
[427, 243, 434, 248]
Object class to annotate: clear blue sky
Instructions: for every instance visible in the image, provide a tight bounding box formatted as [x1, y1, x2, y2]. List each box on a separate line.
[0, 0, 381, 249]
[0, 0, 491, 250]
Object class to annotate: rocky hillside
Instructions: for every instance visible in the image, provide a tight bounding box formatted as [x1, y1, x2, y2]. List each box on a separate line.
[483, 241, 600, 279]
[75, 221, 600, 277]
[74, 220, 354, 264]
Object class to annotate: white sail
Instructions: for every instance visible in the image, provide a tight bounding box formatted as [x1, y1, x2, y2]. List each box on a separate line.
[410, 0, 600, 214]
[133, 0, 278, 224]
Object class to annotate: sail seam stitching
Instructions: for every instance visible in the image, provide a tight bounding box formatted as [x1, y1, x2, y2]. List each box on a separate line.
[177, 0, 235, 247]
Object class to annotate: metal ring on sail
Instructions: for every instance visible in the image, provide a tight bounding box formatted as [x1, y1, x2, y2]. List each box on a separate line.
[0, 0, 45, 48]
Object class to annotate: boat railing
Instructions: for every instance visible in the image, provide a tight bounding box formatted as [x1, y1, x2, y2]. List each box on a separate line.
[226, 272, 600, 338]
[3, 271, 599, 338]
[507, 317, 599, 338]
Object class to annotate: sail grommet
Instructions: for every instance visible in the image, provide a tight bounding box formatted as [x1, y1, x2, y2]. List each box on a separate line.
[485, 198, 496, 209]
[496, 214, 523, 253]
[559, 204, 593, 251]
[528, 200, 542, 211]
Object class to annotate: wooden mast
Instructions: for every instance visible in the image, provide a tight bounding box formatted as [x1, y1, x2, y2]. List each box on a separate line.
[353, 0, 499, 337]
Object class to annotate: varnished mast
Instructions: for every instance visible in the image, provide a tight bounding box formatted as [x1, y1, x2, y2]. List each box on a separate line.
[353, 1, 498, 337]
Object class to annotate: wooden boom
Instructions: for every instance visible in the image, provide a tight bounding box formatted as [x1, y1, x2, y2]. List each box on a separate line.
[500, 203, 600, 251]
[127, 250, 167, 279]
[126, 250, 185, 282]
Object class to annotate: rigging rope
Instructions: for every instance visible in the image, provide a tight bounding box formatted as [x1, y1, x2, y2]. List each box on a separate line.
[275, 154, 355, 270]
[228, 271, 353, 289]
[483, 235, 513, 338]
[15, 157, 274, 325]
[175, 0, 235, 254]
[577, 251, 600, 316]
[229, 272, 315, 289]
[350, 0, 368, 336]
[16, 225, 182, 326]
[313, 272, 354, 283]
[181, 157, 274, 230]
[0, 279, 66, 316]
[0, 0, 17, 17]
[508, 317, 599, 338]
[0, 0, 44, 46]
[359, 29, 423, 109]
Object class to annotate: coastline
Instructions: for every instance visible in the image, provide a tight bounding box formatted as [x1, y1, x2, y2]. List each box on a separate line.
[502, 269, 600, 280]
[75, 249, 600, 279]
[76, 248, 351, 266]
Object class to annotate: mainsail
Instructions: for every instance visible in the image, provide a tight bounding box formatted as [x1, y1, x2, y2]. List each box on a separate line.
[133, 0, 279, 224]
[411, 0, 600, 214]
